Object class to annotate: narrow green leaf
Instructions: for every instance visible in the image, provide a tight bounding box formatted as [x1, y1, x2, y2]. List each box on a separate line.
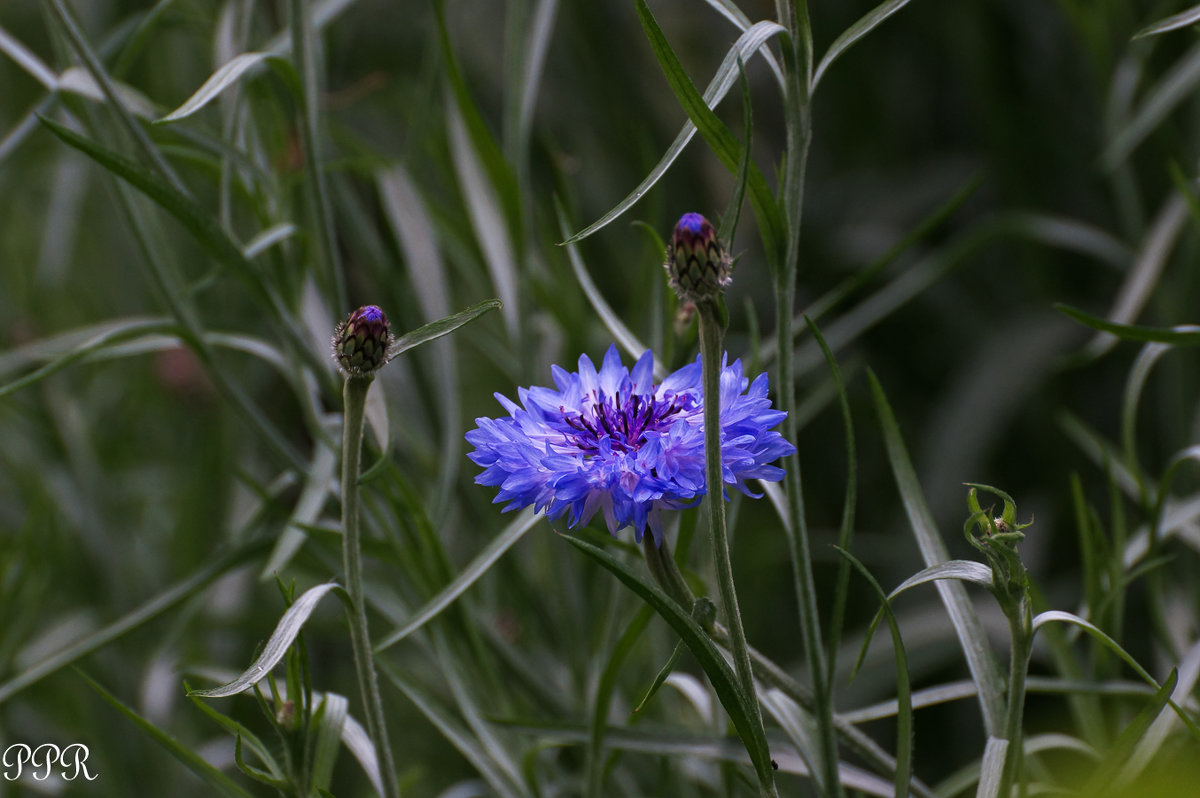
[832, 547, 913, 798]
[565, 19, 785, 245]
[812, 0, 913, 91]
[1086, 670, 1178, 795]
[375, 507, 539, 651]
[79, 671, 256, 798]
[187, 687, 286, 781]
[37, 115, 272, 307]
[561, 533, 777, 790]
[159, 52, 270, 122]
[1032, 611, 1200, 741]
[191, 583, 344, 698]
[1134, 4, 1200, 40]
[388, 299, 502, 360]
[868, 370, 1006, 734]
[632, 0, 785, 267]
[1055, 302, 1200, 344]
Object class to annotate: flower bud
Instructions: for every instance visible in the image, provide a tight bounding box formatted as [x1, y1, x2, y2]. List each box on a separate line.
[665, 212, 730, 303]
[333, 305, 393, 376]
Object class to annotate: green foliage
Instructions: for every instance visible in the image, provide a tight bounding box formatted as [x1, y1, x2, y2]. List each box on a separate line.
[3, 0, 1200, 796]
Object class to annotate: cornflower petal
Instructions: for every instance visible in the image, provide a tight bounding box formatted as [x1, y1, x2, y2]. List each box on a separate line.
[467, 344, 795, 545]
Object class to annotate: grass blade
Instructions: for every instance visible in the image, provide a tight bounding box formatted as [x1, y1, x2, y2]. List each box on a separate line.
[632, 0, 785, 266]
[1055, 302, 1200, 345]
[832, 547, 913, 798]
[812, 0, 913, 91]
[79, 671, 256, 798]
[375, 507, 540, 651]
[564, 18, 785, 245]
[868, 370, 1006, 734]
[1134, 4, 1200, 39]
[190, 583, 344, 698]
[560, 533, 777, 792]
[388, 299, 502, 360]
[159, 52, 270, 122]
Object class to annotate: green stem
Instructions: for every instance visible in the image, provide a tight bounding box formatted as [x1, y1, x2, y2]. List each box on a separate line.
[341, 376, 400, 798]
[697, 300, 776, 798]
[772, 9, 843, 793]
[642, 534, 694, 609]
[997, 597, 1033, 798]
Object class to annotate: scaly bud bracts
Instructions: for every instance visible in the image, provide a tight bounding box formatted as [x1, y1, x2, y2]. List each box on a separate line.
[665, 213, 730, 303]
[333, 305, 393, 376]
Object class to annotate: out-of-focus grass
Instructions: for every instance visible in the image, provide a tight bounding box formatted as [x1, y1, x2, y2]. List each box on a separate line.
[0, 0, 1198, 796]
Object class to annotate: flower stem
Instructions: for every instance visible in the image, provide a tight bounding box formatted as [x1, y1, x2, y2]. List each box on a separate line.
[341, 375, 400, 798]
[696, 300, 776, 798]
[997, 596, 1033, 798]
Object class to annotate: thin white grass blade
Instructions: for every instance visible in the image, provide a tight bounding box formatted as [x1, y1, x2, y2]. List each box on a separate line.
[1104, 42, 1200, 167]
[56, 66, 157, 117]
[310, 692, 347, 791]
[340, 710, 385, 797]
[1134, 4, 1200, 38]
[0, 24, 58, 89]
[1115, 638, 1200, 787]
[759, 479, 792, 534]
[243, 223, 298, 258]
[190, 583, 342, 697]
[869, 373, 1006, 734]
[375, 507, 540, 651]
[761, 688, 821, 786]
[159, 52, 270, 122]
[701, 0, 785, 86]
[975, 737, 1007, 798]
[564, 20, 785, 243]
[376, 165, 459, 514]
[515, 0, 559, 155]
[1084, 194, 1188, 358]
[448, 102, 519, 338]
[555, 206, 665, 381]
[261, 441, 337, 578]
[813, 0, 912, 91]
[664, 673, 713, 723]
[888, 561, 995, 598]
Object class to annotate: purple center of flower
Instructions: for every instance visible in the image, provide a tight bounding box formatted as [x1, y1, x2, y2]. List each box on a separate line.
[561, 390, 690, 455]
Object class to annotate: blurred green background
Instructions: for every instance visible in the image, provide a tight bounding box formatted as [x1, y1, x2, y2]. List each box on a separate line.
[1, 0, 1198, 795]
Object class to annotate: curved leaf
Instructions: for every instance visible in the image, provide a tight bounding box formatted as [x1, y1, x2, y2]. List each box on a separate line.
[160, 51, 270, 122]
[564, 17, 785, 247]
[1032, 610, 1200, 742]
[868, 371, 1006, 734]
[1134, 4, 1200, 38]
[1055, 302, 1200, 345]
[812, 0, 912, 91]
[388, 299, 502, 360]
[190, 583, 344, 698]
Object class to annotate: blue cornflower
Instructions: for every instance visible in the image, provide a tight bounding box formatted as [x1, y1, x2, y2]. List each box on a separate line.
[466, 345, 795, 545]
